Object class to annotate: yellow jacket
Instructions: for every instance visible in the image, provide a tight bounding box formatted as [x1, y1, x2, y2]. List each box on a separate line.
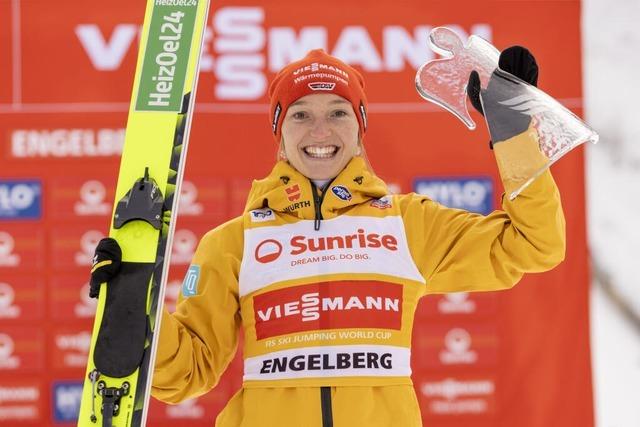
[151, 133, 565, 426]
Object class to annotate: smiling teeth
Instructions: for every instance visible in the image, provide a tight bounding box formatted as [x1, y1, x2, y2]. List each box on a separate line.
[304, 146, 338, 158]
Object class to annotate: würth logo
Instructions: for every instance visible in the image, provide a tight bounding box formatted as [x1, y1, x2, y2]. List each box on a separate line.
[285, 184, 301, 202]
[255, 239, 283, 264]
[253, 281, 403, 339]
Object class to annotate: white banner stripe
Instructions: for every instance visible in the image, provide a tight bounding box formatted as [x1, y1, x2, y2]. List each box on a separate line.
[243, 345, 412, 381]
[239, 216, 425, 297]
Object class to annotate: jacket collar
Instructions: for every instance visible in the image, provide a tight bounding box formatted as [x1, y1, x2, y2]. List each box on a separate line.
[244, 157, 388, 220]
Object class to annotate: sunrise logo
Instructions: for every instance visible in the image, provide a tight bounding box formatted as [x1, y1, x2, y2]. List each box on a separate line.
[255, 239, 283, 264]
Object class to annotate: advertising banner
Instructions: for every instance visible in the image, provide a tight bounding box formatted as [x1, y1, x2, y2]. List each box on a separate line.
[0, 0, 592, 425]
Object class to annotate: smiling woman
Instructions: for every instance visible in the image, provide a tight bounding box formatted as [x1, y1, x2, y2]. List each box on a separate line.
[91, 47, 567, 427]
[268, 49, 370, 181]
[281, 94, 360, 180]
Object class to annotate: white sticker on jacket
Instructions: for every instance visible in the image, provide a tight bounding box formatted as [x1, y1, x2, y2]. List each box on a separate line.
[250, 208, 276, 223]
[239, 215, 424, 297]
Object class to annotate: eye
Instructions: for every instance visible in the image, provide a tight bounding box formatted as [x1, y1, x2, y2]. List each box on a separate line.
[331, 109, 349, 118]
[291, 111, 308, 120]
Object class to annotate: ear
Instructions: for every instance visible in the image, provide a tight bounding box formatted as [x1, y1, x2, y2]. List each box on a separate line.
[355, 138, 363, 156]
[278, 138, 288, 161]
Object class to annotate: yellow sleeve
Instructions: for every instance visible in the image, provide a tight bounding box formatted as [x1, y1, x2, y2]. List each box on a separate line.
[151, 217, 243, 403]
[400, 133, 566, 294]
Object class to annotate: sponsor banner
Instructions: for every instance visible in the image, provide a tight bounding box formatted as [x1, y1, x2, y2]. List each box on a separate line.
[164, 277, 184, 312]
[50, 275, 96, 321]
[413, 177, 494, 215]
[0, 180, 42, 220]
[148, 383, 230, 423]
[134, 0, 198, 112]
[0, 1, 591, 426]
[13, 2, 499, 105]
[163, 265, 189, 312]
[253, 281, 402, 339]
[0, 226, 44, 269]
[0, 380, 43, 423]
[418, 292, 498, 318]
[50, 224, 108, 269]
[0, 1, 10, 105]
[170, 223, 212, 265]
[49, 176, 226, 221]
[50, 176, 115, 219]
[149, 398, 211, 423]
[6, 125, 126, 161]
[418, 375, 497, 416]
[52, 381, 83, 423]
[178, 177, 228, 222]
[239, 215, 424, 297]
[19, 1, 143, 104]
[51, 328, 92, 371]
[244, 344, 411, 381]
[0, 327, 45, 372]
[413, 323, 498, 368]
[0, 276, 45, 321]
[228, 178, 253, 217]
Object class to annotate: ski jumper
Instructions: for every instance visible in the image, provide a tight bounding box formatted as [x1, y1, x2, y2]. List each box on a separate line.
[151, 132, 565, 426]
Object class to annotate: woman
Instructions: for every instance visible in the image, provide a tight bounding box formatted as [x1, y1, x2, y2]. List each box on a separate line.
[97, 48, 565, 426]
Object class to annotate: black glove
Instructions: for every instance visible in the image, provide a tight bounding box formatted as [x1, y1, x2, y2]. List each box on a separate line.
[89, 237, 122, 298]
[467, 46, 539, 147]
[467, 45, 539, 116]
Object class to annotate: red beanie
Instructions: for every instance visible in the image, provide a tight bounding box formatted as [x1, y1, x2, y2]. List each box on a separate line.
[268, 49, 368, 142]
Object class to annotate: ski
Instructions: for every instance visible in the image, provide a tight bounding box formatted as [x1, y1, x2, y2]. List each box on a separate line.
[78, 0, 211, 426]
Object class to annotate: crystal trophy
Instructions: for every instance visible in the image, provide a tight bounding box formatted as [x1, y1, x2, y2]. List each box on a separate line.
[416, 27, 599, 199]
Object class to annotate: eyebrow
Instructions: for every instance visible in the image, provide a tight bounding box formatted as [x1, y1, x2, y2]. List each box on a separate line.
[289, 99, 350, 107]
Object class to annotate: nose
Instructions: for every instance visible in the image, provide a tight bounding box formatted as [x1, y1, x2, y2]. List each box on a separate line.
[309, 118, 332, 139]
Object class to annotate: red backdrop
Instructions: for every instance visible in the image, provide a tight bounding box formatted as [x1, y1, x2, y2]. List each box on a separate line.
[0, 0, 593, 426]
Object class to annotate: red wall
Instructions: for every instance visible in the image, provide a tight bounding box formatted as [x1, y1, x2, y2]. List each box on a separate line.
[0, 1, 593, 426]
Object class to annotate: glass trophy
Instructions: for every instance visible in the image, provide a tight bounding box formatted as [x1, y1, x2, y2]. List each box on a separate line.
[416, 26, 599, 199]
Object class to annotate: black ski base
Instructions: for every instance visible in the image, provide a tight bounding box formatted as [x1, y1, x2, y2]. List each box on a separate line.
[94, 262, 155, 378]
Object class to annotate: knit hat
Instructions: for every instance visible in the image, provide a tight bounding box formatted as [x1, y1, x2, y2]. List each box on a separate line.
[268, 49, 368, 142]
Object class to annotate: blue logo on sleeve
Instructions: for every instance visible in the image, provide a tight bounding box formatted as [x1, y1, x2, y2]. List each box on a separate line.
[0, 180, 42, 220]
[250, 208, 275, 222]
[53, 382, 83, 422]
[182, 265, 201, 297]
[331, 185, 352, 201]
[413, 177, 494, 215]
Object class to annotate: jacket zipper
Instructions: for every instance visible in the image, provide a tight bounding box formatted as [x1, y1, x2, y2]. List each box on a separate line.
[310, 180, 333, 231]
[320, 386, 333, 427]
[310, 180, 334, 425]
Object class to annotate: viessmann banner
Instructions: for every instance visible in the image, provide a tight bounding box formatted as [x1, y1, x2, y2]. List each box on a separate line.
[0, 0, 593, 426]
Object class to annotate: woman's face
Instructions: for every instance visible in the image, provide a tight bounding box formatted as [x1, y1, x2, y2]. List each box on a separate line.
[281, 93, 360, 180]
